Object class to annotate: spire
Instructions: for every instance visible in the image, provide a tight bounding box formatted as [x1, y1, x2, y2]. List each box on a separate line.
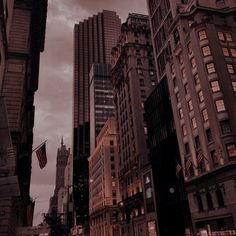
[61, 136, 64, 146]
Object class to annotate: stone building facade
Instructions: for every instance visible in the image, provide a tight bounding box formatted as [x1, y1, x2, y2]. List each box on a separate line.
[111, 13, 157, 236]
[0, 0, 47, 235]
[147, 0, 236, 235]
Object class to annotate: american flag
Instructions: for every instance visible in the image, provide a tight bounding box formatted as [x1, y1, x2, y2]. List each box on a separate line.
[36, 143, 47, 169]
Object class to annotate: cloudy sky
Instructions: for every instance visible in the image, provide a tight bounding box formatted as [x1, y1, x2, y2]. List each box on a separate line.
[30, 0, 148, 225]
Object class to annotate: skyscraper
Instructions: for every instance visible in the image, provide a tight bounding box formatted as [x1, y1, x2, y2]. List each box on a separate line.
[73, 10, 121, 228]
[147, 0, 236, 234]
[111, 13, 157, 235]
[89, 63, 114, 152]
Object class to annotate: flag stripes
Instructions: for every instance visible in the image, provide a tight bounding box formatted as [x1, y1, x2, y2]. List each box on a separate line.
[36, 143, 47, 169]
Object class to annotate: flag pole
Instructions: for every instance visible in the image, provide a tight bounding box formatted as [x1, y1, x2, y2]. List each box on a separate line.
[32, 140, 47, 153]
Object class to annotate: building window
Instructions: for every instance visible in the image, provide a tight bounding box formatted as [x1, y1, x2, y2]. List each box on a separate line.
[146, 188, 152, 199]
[179, 108, 184, 118]
[194, 73, 200, 85]
[137, 68, 143, 75]
[206, 192, 214, 210]
[137, 58, 142, 66]
[140, 90, 146, 99]
[198, 30, 207, 40]
[202, 109, 208, 121]
[192, 117, 197, 129]
[139, 79, 144, 86]
[215, 99, 226, 112]
[225, 32, 233, 42]
[112, 181, 116, 187]
[218, 32, 225, 41]
[188, 100, 193, 111]
[220, 120, 231, 134]
[144, 127, 148, 135]
[216, 188, 225, 207]
[178, 54, 183, 65]
[110, 140, 114, 146]
[227, 64, 235, 74]
[184, 83, 189, 94]
[185, 142, 190, 154]
[173, 77, 177, 87]
[151, 80, 156, 86]
[230, 48, 236, 57]
[195, 136, 200, 149]
[202, 46, 211, 56]
[222, 47, 230, 57]
[226, 143, 236, 158]
[110, 155, 115, 162]
[232, 82, 236, 92]
[176, 92, 180, 103]
[188, 42, 192, 54]
[111, 164, 115, 170]
[206, 128, 213, 142]
[171, 64, 175, 75]
[198, 90, 204, 102]
[182, 125, 187, 136]
[211, 81, 220, 92]
[210, 150, 218, 166]
[191, 57, 196, 68]
[196, 194, 204, 211]
[149, 70, 154, 76]
[181, 68, 187, 79]
[112, 190, 116, 198]
[206, 63, 216, 74]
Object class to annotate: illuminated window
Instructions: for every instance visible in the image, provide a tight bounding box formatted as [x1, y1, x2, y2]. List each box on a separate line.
[225, 32, 233, 42]
[198, 30, 207, 40]
[206, 63, 216, 74]
[226, 143, 236, 158]
[215, 99, 226, 112]
[137, 68, 143, 75]
[182, 125, 187, 136]
[179, 108, 184, 118]
[202, 109, 208, 121]
[146, 188, 152, 199]
[198, 90, 204, 102]
[230, 48, 236, 57]
[188, 100, 193, 111]
[211, 81, 220, 92]
[191, 57, 196, 68]
[222, 47, 230, 56]
[227, 64, 235, 74]
[192, 117, 197, 129]
[144, 127, 148, 135]
[218, 32, 225, 41]
[232, 81, 236, 92]
[202, 46, 211, 56]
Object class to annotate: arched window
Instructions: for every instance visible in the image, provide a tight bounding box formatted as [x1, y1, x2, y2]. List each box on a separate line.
[196, 194, 203, 211]
[216, 188, 225, 207]
[206, 192, 214, 210]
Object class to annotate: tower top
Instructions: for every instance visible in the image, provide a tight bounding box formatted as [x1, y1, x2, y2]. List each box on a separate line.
[61, 136, 63, 146]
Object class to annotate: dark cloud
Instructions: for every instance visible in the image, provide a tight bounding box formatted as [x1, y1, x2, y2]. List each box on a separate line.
[31, 0, 147, 225]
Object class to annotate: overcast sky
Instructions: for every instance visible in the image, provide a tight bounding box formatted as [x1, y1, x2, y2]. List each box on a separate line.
[30, 0, 148, 225]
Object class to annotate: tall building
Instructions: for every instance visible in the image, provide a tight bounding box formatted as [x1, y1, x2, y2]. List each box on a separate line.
[73, 10, 121, 228]
[147, 0, 236, 235]
[89, 117, 120, 236]
[89, 63, 114, 152]
[49, 139, 70, 213]
[0, 0, 47, 235]
[111, 13, 157, 235]
[145, 78, 192, 236]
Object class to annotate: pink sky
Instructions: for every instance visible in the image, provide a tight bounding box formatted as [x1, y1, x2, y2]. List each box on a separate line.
[30, 0, 148, 225]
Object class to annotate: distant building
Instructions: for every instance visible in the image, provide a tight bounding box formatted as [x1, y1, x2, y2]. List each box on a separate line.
[89, 117, 120, 236]
[49, 139, 70, 214]
[111, 13, 157, 235]
[147, 0, 236, 235]
[73, 10, 121, 229]
[89, 63, 114, 152]
[16, 225, 50, 236]
[0, 0, 47, 235]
